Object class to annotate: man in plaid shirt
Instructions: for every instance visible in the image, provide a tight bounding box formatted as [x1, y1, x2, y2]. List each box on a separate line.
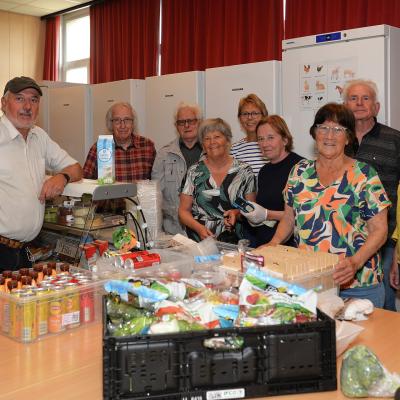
[83, 102, 156, 182]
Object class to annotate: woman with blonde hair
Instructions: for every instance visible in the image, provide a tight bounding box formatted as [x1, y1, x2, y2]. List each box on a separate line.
[231, 93, 268, 176]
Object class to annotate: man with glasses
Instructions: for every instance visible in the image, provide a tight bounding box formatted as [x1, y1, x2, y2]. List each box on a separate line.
[151, 102, 202, 234]
[343, 79, 400, 311]
[83, 102, 156, 183]
[0, 76, 82, 271]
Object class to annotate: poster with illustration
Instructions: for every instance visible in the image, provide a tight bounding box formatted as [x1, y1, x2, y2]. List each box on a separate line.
[299, 58, 357, 110]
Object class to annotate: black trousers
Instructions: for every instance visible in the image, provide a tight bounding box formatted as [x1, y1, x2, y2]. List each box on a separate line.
[0, 243, 32, 272]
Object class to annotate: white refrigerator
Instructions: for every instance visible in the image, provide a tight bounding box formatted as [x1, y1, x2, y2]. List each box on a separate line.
[145, 71, 205, 150]
[205, 61, 282, 144]
[90, 79, 145, 141]
[48, 85, 92, 166]
[37, 80, 82, 133]
[282, 24, 400, 159]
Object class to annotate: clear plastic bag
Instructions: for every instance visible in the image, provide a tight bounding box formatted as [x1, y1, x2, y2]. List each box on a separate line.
[340, 345, 400, 397]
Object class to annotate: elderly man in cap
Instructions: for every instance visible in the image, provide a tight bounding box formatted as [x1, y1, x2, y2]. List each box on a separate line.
[0, 76, 82, 271]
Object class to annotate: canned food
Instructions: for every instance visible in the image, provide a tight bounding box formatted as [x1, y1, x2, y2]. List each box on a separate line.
[40, 283, 55, 290]
[32, 287, 49, 336]
[114, 251, 150, 269]
[63, 282, 80, 329]
[9, 289, 26, 339]
[19, 292, 37, 343]
[21, 285, 35, 293]
[71, 273, 86, 279]
[48, 286, 66, 333]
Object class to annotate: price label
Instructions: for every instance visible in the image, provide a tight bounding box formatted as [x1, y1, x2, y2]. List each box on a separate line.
[55, 238, 79, 259]
[206, 389, 245, 400]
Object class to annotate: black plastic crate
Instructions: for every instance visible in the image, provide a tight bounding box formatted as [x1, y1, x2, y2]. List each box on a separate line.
[103, 297, 337, 400]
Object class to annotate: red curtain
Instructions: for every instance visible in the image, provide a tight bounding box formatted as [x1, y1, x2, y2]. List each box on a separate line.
[42, 16, 60, 80]
[285, 0, 400, 39]
[161, 0, 283, 75]
[90, 0, 160, 83]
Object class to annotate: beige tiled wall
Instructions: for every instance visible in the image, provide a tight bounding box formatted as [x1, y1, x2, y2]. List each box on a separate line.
[0, 10, 45, 97]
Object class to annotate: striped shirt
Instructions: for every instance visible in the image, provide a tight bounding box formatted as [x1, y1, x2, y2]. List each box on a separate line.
[231, 138, 266, 176]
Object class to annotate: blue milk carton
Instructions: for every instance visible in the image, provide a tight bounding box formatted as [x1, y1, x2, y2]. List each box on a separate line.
[97, 135, 115, 184]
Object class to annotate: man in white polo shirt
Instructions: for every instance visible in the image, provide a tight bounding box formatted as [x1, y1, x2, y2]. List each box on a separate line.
[0, 76, 82, 271]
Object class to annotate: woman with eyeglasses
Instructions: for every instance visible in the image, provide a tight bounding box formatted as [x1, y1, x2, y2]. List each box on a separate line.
[151, 102, 203, 235]
[239, 115, 303, 247]
[231, 94, 268, 176]
[179, 118, 256, 243]
[264, 103, 390, 307]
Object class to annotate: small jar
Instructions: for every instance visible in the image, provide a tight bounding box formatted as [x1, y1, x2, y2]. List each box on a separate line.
[44, 205, 59, 223]
[58, 203, 74, 224]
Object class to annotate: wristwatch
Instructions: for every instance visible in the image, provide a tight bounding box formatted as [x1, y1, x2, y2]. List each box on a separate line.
[59, 172, 71, 185]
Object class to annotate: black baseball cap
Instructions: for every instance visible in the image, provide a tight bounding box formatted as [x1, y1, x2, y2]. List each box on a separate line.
[3, 76, 43, 96]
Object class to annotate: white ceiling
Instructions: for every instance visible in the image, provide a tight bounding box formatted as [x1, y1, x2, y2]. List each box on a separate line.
[0, 0, 89, 17]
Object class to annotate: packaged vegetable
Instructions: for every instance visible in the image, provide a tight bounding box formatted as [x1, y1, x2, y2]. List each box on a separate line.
[112, 226, 137, 252]
[238, 267, 317, 326]
[340, 345, 400, 397]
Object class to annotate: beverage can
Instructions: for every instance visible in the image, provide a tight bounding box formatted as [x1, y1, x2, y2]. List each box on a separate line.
[20, 292, 37, 343]
[9, 289, 26, 339]
[33, 287, 49, 336]
[48, 286, 66, 333]
[63, 282, 80, 328]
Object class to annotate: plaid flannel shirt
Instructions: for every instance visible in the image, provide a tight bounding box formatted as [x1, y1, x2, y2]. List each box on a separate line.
[83, 134, 156, 182]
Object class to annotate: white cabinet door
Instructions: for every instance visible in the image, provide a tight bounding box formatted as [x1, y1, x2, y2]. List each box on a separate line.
[145, 71, 205, 150]
[90, 79, 145, 142]
[48, 85, 92, 166]
[205, 61, 282, 144]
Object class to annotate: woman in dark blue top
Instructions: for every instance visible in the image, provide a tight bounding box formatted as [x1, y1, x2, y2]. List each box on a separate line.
[241, 115, 303, 247]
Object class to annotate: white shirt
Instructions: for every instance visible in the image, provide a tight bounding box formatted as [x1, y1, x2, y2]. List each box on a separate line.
[0, 115, 77, 242]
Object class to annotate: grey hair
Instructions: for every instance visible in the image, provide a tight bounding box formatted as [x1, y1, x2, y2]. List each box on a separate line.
[1, 91, 9, 112]
[342, 79, 379, 103]
[105, 102, 138, 133]
[198, 118, 232, 143]
[174, 101, 203, 122]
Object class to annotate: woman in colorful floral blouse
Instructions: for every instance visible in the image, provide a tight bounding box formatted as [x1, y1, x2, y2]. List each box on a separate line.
[179, 118, 256, 243]
[265, 103, 390, 307]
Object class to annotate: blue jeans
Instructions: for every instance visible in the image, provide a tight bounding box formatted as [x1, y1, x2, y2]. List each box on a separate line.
[382, 244, 397, 311]
[340, 282, 385, 309]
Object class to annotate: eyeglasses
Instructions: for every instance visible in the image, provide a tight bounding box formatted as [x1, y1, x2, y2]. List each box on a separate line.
[111, 117, 134, 126]
[316, 124, 347, 135]
[239, 111, 262, 119]
[176, 118, 198, 127]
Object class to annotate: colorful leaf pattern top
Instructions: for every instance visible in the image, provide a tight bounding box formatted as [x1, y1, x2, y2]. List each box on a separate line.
[284, 159, 391, 288]
[181, 158, 256, 242]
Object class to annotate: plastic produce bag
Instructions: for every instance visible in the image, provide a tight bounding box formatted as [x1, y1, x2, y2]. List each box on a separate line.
[112, 226, 137, 251]
[340, 345, 400, 397]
